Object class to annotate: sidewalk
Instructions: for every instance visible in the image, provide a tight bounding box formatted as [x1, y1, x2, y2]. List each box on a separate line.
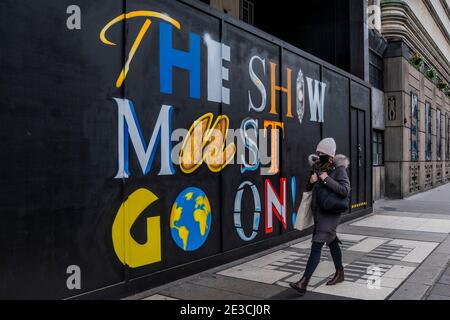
[126, 184, 450, 300]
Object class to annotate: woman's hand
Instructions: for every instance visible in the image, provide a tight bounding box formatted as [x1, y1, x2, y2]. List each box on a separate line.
[310, 173, 318, 184]
[319, 172, 329, 181]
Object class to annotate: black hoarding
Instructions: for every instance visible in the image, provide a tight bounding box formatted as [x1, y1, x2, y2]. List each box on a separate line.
[0, 0, 371, 298]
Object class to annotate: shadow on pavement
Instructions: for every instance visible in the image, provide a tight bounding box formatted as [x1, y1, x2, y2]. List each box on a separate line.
[269, 288, 355, 300]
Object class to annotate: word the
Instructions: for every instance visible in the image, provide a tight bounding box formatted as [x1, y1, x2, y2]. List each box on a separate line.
[100, 11, 327, 122]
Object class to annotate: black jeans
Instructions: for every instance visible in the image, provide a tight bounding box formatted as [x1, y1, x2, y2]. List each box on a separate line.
[302, 238, 343, 280]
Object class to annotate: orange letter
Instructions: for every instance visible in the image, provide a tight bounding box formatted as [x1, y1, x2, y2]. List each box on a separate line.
[263, 120, 284, 174]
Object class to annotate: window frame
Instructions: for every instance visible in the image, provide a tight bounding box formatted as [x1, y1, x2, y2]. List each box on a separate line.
[411, 92, 419, 161]
[446, 113, 449, 160]
[425, 101, 432, 161]
[369, 49, 384, 91]
[240, 0, 254, 25]
[372, 129, 384, 166]
[437, 108, 441, 161]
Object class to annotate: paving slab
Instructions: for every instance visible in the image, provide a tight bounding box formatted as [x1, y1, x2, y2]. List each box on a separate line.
[384, 231, 448, 243]
[337, 225, 390, 237]
[388, 282, 430, 300]
[313, 281, 394, 300]
[351, 215, 450, 233]
[434, 240, 450, 254]
[438, 274, 450, 285]
[377, 211, 423, 217]
[419, 213, 450, 220]
[347, 238, 387, 252]
[269, 289, 353, 300]
[159, 282, 261, 300]
[191, 274, 287, 299]
[426, 294, 450, 300]
[382, 265, 416, 279]
[407, 266, 444, 286]
[375, 201, 450, 215]
[429, 283, 450, 297]
[217, 264, 291, 284]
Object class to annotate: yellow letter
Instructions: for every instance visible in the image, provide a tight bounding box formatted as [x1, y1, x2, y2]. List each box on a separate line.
[180, 113, 236, 174]
[112, 188, 161, 268]
[100, 11, 181, 88]
[203, 115, 236, 172]
[179, 113, 213, 174]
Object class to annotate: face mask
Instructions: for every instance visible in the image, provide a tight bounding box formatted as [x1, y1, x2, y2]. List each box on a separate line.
[319, 154, 330, 164]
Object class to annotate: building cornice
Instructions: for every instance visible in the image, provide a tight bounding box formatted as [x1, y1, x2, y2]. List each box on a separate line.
[381, 0, 450, 82]
[423, 0, 450, 46]
[440, 0, 450, 18]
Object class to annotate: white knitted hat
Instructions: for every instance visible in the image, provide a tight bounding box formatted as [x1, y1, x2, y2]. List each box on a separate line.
[316, 137, 336, 157]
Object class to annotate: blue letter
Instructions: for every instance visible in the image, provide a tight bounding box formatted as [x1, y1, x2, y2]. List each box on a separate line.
[160, 22, 200, 99]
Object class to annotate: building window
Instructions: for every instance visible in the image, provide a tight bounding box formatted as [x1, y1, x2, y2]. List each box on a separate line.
[373, 130, 384, 166]
[425, 102, 432, 161]
[369, 50, 384, 90]
[240, 0, 254, 25]
[437, 109, 441, 160]
[411, 92, 419, 161]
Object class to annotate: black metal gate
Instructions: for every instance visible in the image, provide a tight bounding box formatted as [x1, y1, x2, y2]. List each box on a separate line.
[349, 81, 372, 211]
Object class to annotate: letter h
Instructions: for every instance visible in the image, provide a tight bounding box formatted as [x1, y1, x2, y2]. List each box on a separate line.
[160, 22, 200, 99]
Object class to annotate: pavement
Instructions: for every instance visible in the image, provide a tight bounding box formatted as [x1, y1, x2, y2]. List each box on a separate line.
[126, 183, 450, 300]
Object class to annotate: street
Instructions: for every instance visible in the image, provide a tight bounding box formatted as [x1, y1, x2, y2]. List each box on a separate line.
[127, 183, 450, 300]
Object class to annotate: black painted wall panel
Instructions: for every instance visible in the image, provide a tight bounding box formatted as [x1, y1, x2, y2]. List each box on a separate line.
[281, 51, 322, 231]
[0, 0, 372, 298]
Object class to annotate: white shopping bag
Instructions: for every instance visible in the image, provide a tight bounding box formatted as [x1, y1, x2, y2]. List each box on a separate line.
[294, 191, 314, 231]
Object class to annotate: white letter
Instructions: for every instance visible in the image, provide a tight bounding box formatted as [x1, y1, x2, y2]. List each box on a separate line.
[248, 56, 267, 112]
[204, 34, 230, 104]
[306, 77, 326, 122]
[66, 5, 81, 30]
[66, 265, 81, 290]
[113, 98, 175, 178]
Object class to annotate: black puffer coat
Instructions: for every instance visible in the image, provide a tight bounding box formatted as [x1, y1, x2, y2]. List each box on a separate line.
[306, 154, 351, 244]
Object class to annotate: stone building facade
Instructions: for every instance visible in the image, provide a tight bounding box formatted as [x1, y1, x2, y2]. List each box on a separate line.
[381, 0, 450, 198]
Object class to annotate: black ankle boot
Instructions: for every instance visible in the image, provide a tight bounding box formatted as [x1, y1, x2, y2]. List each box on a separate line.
[289, 276, 309, 296]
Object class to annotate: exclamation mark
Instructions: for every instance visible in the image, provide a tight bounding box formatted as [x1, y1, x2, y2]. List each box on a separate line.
[291, 176, 297, 226]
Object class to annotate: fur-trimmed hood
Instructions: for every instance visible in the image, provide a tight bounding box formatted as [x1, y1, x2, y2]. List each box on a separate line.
[308, 154, 350, 169]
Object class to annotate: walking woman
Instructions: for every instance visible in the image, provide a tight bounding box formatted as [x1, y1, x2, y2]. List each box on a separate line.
[290, 137, 351, 296]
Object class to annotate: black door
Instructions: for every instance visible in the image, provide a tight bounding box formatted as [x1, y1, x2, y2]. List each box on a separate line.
[350, 107, 367, 210]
